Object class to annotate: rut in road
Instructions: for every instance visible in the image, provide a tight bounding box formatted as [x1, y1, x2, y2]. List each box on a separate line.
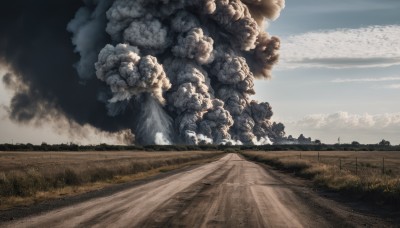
[2, 154, 385, 227]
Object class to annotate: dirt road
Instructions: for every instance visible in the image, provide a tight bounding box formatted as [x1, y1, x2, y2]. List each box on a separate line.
[2, 154, 391, 227]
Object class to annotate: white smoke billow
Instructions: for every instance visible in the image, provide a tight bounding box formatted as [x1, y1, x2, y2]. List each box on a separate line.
[69, 0, 286, 145]
[155, 132, 171, 145]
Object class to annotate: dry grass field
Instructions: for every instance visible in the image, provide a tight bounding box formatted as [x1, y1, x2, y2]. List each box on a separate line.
[0, 151, 223, 210]
[242, 151, 400, 206]
[243, 151, 400, 176]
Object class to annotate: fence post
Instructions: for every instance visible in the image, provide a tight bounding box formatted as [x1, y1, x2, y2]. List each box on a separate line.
[356, 157, 358, 175]
[300, 152, 302, 159]
[382, 157, 385, 175]
[318, 152, 320, 162]
[339, 158, 342, 171]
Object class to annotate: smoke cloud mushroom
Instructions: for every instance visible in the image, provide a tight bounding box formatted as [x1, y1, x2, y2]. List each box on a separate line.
[123, 15, 170, 52]
[172, 28, 215, 65]
[95, 44, 171, 105]
[242, 0, 285, 25]
[1, 0, 288, 145]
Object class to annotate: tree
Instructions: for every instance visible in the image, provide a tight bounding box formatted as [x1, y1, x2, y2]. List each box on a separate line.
[351, 141, 361, 146]
[314, 139, 321, 145]
[379, 139, 391, 146]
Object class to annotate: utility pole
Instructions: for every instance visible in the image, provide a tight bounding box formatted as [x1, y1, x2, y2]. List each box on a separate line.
[338, 137, 341, 145]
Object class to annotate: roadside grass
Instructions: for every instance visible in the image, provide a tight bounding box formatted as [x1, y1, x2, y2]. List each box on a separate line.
[241, 151, 400, 208]
[0, 151, 223, 210]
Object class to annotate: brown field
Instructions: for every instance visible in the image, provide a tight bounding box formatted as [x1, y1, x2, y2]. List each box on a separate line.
[0, 151, 221, 172]
[0, 151, 223, 210]
[1, 152, 398, 226]
[243, 151, 400, 176]
[242, 151, 400, 206]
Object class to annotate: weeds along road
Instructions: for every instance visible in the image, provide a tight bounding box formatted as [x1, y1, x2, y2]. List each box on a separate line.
[2, 153, 390, 228]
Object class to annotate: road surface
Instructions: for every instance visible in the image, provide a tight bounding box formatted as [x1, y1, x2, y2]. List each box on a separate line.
[2, 153, 389, 227]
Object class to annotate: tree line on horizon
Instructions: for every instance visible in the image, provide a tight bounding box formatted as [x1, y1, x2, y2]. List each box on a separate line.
[0, 140, 399, 152]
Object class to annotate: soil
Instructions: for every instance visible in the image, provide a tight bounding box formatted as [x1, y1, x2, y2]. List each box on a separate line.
[0, 153, 397, 227]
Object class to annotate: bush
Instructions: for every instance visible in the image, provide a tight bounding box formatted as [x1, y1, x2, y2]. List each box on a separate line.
[54, 169, 81, 187]
[89, 168, 114, 182]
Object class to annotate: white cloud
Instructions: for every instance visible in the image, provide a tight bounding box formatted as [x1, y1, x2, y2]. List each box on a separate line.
[283, 111, 400, 144]
[292, 112, 400, 130]
[331, 76, 400, 83]
[295, 1, 398, 13]
[278, 25, 400, 69]
[387, 84, 400, 89]
[331, 79, 400, 89]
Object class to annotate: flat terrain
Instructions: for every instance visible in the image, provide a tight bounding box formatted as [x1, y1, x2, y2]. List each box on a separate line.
[248, 151, 400, 176]
[1, 153, 393, 227]
[0, 151, 218, 172]
[0, 151, 222, 210]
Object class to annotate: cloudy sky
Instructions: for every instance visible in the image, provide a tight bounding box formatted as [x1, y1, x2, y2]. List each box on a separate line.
[254, 0, 400, 144]
[1, 0, 399, 145]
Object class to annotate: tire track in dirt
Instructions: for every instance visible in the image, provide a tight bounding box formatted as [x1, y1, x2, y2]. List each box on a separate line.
[2, 153, 392, 227]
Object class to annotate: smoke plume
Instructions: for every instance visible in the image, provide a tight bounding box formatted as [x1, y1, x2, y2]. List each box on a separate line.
[0, 0, 286, 145]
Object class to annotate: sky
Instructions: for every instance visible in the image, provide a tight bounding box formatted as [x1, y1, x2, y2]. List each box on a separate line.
[1, 0, 399, 145]
[253, 0, 400, 144]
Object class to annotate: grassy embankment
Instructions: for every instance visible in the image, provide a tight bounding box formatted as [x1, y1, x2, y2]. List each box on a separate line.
[0, 151, 223, 210]
[242, 151, 400, 207]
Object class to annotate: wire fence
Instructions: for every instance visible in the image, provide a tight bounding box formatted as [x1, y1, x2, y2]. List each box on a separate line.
[283, 152, 400, 177]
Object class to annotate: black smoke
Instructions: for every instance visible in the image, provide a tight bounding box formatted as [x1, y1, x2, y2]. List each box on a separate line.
[0, 0, 287, 145]
[0, 0, 139, 140]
